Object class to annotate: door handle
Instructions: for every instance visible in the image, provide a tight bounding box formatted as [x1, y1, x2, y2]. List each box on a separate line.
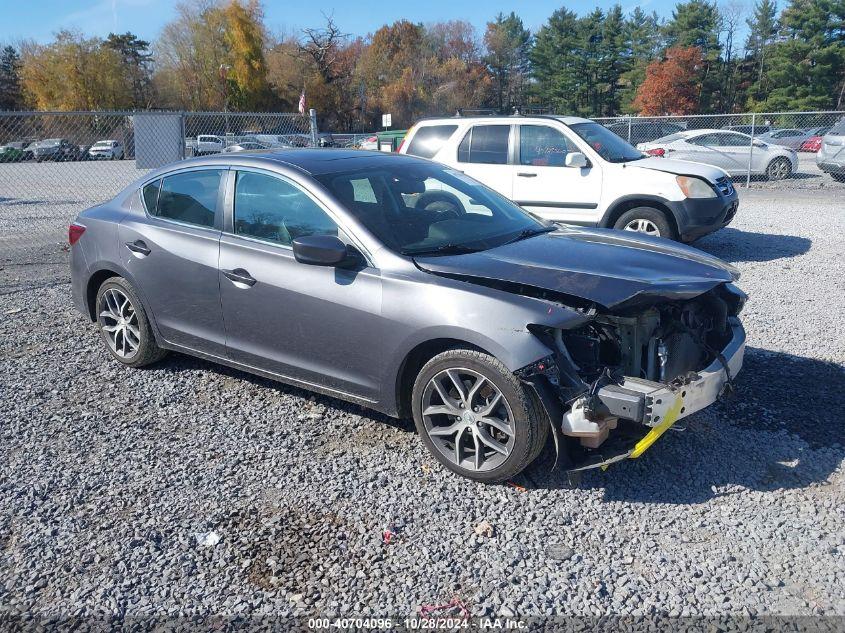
[517, 172, 537, 177]
[222, 268, 257, 287]
[125, 240, 151, 256]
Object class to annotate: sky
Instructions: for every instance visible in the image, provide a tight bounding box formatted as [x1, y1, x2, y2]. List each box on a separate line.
[2, 0, 685, 45]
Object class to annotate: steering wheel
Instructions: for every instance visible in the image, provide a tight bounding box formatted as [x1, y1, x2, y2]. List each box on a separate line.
[415, 192, 464, 220]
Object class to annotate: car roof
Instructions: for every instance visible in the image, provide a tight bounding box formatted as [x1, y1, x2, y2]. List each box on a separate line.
[170, 148, 432, 176]
[414, 115, 593, 127]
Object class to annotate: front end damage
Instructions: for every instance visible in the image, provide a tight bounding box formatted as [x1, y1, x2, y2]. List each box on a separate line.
[518, 282, 747, 472]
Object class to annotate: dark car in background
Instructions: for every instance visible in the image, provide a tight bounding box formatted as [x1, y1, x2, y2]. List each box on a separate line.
[0, 141, 33, 162]
[68, 149, 746, 482]
[31, 138, 80, 162]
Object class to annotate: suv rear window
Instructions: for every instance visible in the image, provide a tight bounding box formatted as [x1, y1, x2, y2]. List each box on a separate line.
[406, 125, 458, 159]
[457, 125, 510, 165]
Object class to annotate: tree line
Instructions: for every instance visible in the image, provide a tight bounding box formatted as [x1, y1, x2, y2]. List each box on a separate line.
[0, 0, 842, 129]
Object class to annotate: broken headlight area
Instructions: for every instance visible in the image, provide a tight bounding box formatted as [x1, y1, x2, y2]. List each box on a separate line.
[525, 285, 747, 468]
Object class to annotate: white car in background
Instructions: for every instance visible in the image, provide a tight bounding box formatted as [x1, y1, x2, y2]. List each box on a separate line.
[399, 115, 739, 242]
[88, 140, 124, 160]
[637, 129, 798, 180]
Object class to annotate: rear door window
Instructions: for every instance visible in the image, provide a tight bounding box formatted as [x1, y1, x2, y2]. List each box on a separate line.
[457, 125, 510, 164]
[406, 125, 458, 159]
[152, 170, 224, 228]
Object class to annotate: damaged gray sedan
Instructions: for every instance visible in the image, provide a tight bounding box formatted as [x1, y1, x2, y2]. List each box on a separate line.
[69, 150, 746, 482]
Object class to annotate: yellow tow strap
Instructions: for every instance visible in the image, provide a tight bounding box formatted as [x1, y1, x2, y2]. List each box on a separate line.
[629, 395, 684, 459]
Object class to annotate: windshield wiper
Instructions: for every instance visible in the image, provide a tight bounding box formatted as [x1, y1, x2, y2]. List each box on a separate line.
[403, 242, 484, 256]
[501, 226, 556, 245]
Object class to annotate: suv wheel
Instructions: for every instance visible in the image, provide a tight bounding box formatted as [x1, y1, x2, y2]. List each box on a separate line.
[411, 349, 548, 483]
[614, 207, 676, 240]
[96, 277, 167, 367]
[766, 157, 792, 181]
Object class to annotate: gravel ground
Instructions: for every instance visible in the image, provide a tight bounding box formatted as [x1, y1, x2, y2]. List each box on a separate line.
[1, 187, 844, 622]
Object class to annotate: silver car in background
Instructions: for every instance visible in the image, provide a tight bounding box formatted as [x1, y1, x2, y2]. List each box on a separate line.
[816, 119, 845, 182]
[638, 129, 798, 180]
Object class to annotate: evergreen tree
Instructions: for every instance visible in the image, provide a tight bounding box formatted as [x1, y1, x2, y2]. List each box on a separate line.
[753, 0, 845, 110]
[744, 0, 779, 101]
[103, 33, 153, 108]
[483, 12, 531, 113]
[0, 45, 23, 110]
[620, 8, 663, 112]
[530, 8, 584, 114]
[664, 0, 723, 110]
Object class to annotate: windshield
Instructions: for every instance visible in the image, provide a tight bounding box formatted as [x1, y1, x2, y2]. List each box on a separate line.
[653, 132, 686, 143]
[315, 162, 549, 256]
[569, 122, 644, 163]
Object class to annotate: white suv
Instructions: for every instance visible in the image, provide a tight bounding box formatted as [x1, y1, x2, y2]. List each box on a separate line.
[398, 115, 739, 242]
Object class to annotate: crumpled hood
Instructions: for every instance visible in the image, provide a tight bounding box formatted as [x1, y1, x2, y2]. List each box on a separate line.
[415, 227, 738, 309]
[630, 156, 728, 182]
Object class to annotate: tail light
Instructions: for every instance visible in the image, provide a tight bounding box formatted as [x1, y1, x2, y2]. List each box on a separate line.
[68, 223, 86, 245]
[646, 148, 665, 157]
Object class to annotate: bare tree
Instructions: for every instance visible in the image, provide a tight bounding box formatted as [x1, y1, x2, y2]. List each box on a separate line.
[298, 15, 348, 84]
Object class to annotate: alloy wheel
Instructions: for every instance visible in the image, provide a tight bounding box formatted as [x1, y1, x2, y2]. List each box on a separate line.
[421, 368, 515, 472]
[768, 159, 790, 180]
[98, 288, 141, 358]
[623, 218, 661, 236]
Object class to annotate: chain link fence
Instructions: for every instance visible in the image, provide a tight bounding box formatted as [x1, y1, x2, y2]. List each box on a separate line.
[0, 110, 317, 267]
[594, 111, 845, 189]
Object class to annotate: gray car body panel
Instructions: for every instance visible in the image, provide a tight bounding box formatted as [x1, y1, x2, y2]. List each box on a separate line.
[71, 150, 737, 416]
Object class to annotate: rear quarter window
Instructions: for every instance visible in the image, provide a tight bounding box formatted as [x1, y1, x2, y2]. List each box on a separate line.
[406, 125, 458, 159]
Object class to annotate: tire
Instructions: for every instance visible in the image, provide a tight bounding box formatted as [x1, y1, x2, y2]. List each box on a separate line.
[830, 172, 845, 182]
[95, 277, 166, 368]
[766, 157, 792, 181]
[411, 348, 549, 483]
[613, 206, 676, 240]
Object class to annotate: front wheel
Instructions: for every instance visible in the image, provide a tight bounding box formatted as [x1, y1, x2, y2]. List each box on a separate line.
[766, 157, 792, 181]
[411, 349, 548, 483]
[613, 206, 676, 240]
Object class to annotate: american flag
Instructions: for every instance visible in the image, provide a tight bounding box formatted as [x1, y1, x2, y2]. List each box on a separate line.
[298, 91, 306, 115]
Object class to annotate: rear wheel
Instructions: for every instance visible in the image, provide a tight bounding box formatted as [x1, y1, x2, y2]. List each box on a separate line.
[96, 277, 166, 368]
[411, 349, 548, 483]
[613, 206, 676, 240]
[766, 157, 792, 181]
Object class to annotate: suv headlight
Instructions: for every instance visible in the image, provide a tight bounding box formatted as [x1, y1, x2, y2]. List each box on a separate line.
[676, 175, 717, 199]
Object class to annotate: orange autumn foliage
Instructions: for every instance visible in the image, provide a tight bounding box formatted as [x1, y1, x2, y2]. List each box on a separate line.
[632, 46, 704, 115]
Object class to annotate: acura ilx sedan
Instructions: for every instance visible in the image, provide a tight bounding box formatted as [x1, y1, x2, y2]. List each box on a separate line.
[69, 150, 747, 482]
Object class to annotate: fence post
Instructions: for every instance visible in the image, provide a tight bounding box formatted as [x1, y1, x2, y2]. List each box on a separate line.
[627, 116, 632, 143]
[309, 109, 319, 147]
[179, 112, 187, 160]
[745, 112, 756, 189]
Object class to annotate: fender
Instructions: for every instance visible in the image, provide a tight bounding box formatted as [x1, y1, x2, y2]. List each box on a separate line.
[83, 258, 166, 345]
[600, 193, 680, 229]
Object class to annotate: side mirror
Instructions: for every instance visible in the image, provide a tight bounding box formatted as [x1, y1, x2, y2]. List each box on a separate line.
[752, 140, 767, 149]
[292, 234, 350, 267]
[565, 152, 588, 168]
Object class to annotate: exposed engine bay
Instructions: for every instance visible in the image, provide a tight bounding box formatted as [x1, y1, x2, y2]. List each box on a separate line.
[520, 283, 747, 460]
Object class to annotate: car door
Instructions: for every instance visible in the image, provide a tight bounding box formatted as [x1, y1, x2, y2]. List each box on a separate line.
[677, 133, 737, 172]
[715, 132, 756, 174]
[511, 124, 602, 224]
[119, 168, 228, 356]
[218, 168, 384, 400]
[455, 124, 514, 198]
